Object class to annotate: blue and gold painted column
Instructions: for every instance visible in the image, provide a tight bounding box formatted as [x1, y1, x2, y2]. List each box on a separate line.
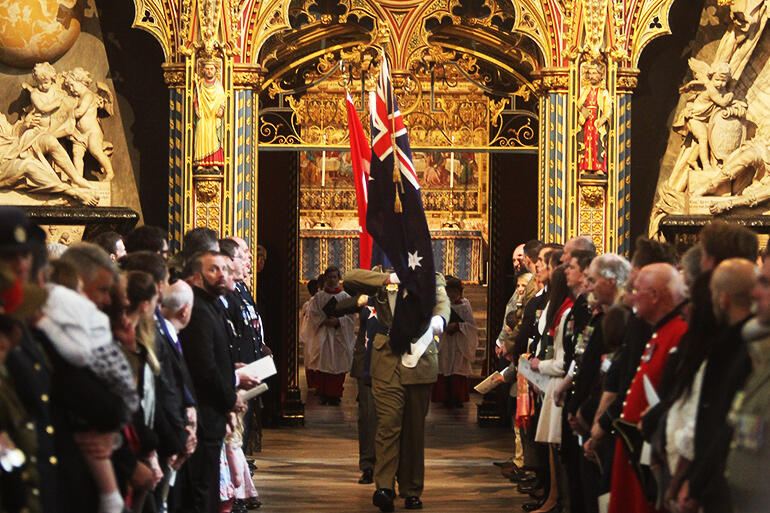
[232, 64, 262, 288]
[614, 68, 637, 256]
[163, 63, 186, 253]
[536, 68, 570, 245]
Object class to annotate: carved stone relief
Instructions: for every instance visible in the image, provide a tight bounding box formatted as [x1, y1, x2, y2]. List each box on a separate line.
[650, 1, 770, 235]
[0, 62, 115, 207]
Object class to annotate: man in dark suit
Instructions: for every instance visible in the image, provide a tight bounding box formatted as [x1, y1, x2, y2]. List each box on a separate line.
[179, 251, 239, 512]
[159, 279, 198, 512]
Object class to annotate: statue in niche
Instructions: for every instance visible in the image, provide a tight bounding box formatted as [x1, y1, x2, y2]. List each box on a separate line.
[194, 57, 226, 170]
[577, 62, 611, 175]
[673, 61, 746, 175]
[61, 68, 115, 181]
[0, 113, 98, 206]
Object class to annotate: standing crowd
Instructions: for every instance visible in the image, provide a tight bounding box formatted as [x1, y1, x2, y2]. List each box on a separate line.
[4, 203, 770, 513]
[0, 207, 269, 513]
[494, 225, 770, 513]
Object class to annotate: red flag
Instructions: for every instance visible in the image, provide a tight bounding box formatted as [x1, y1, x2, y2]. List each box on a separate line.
[346, 92, 373, 269]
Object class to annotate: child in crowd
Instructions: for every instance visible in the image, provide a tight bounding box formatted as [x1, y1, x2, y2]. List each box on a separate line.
[38, 258, 138, 513]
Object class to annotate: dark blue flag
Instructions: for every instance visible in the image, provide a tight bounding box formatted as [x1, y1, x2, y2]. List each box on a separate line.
[367, 55, 436, 355]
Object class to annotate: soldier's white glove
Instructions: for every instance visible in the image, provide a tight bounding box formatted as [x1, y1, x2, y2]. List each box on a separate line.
[389, 272, 400, 284]
[430, 315, 445, 335]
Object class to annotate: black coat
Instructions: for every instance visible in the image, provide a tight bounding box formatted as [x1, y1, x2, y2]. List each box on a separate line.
[5, 329, 58, 513]
[687, 318, 752, 509]
[179, 286, 236, 441]
[151, 319, 190, 459]
[513, 290, 548, 359]
[565, 312, 604, 417]
[35, 327, 127, 513]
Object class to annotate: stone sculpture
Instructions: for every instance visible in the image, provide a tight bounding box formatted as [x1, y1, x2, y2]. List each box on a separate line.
[0, 62, 115, 205]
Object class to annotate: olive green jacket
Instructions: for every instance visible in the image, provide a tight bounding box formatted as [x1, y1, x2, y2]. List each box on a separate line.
[343, 269, 451, 385]
[726, 320, 770, 512]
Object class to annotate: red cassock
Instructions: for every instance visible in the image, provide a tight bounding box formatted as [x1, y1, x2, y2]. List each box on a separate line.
[608, 314, 688, 513]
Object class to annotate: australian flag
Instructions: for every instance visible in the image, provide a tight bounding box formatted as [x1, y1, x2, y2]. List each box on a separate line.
[367, 54, 436, 355]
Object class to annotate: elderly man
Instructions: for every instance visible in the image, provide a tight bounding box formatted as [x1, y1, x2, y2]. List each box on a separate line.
[159, 279, 198, 513]
[563, 254, 631, 513]
[608, 263, 688, 513]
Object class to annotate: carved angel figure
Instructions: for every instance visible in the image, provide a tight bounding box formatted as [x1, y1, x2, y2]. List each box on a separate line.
[22, 63, 73, 139]
[673, 60, 746, 173]
[61, 68, 114, 181]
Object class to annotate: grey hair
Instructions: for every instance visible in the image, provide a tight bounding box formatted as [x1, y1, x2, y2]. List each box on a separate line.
[161, 280, 194, 315]
[592, 253, 631, 287]
[60, 242, 117, 281]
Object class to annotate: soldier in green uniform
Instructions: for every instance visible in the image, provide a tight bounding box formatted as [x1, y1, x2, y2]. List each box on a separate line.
[725, 255, 770, 513]
[0, 264, 47, 513]
[342, 268, 450, 512]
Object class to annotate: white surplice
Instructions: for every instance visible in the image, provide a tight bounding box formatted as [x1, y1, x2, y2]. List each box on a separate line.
[308, 290, 356, 374]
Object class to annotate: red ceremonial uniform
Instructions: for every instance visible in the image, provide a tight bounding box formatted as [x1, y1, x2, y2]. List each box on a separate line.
[608, 313, 688, 513]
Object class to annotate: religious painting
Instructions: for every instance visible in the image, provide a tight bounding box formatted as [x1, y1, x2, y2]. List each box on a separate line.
[299, 149, 485, 216]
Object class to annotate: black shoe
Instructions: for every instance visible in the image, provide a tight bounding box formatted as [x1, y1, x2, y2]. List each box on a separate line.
[493, 457, 514, 467]
[232, 499, 249, 513]
[373, 488, 395, 512]
[329, 397, 341, 406]
[529, 502, 562, 513]
[405, 496, 423, 510]
[244, 497, 261, 509]
[359, 468, 374, 484]
[521, 498, 545, 512]
[517, 481, 541, 494]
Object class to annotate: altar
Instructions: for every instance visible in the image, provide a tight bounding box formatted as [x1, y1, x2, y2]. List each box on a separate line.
[299, 229, 484, 283]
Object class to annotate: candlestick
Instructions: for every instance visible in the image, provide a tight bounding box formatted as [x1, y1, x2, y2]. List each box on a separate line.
[321, 134, 327, 188]
[449, 136, 455, 189]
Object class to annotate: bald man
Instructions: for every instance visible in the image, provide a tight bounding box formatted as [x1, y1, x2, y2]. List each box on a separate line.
[677, 259, 756, 513]
[512, 243, 525, 275]
[608, 263, 688, 513]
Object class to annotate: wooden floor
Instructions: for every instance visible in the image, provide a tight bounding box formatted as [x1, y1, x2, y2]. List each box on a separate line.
[249, 375, 530, 512]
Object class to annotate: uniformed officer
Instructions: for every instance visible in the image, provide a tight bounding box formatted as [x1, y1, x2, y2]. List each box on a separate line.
[724, 255, 770, 513]
[343, 268, 450, 512]
[1, 341, 42, 513]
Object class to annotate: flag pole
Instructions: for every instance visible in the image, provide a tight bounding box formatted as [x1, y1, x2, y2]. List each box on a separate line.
[383, 51, 403, 213]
